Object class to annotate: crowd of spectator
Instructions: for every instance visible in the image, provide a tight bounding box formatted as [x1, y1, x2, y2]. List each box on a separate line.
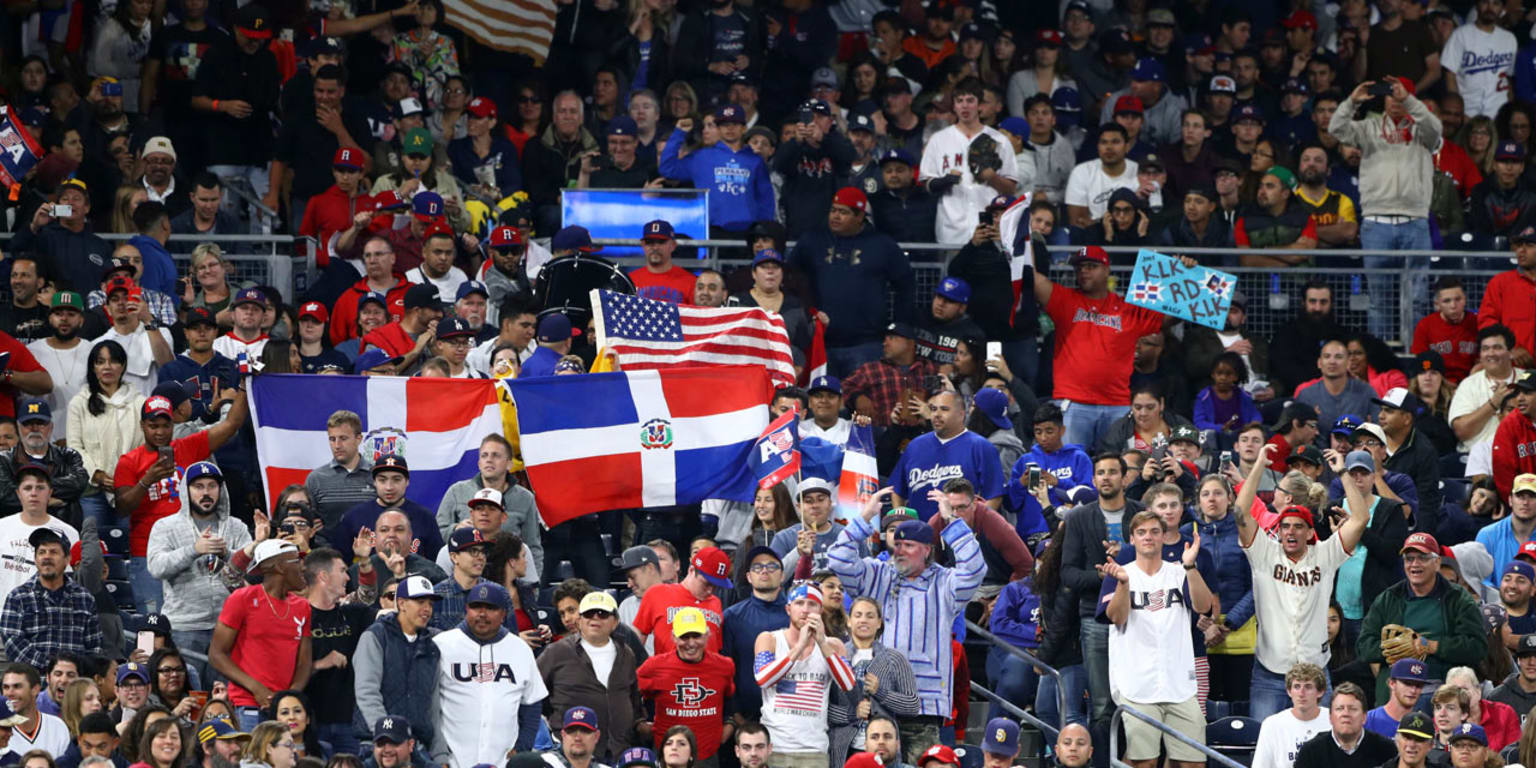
[7, 0, 1536, 768]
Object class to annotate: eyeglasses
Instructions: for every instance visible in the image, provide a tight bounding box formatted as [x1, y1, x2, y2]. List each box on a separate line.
[120, 679, 148, 688]
[157, 666, 186, 675]
[381, 591, 397, 601]
[1402, 552, 1438, 563]
[581, 609, 614, 619]
[748, 562, 783, 573]
[275, 741, 296, 752]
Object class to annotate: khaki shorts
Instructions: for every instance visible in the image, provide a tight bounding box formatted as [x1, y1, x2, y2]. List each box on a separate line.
[1114, 695, 1207, 763]
[770, 751, 829, 768]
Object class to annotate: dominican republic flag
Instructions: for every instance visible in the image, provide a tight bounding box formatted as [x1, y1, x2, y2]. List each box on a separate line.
[749, 409, 801, 489]
[0, 108, 44, 189]
[249, 374, 500, 511]
[507, 367, 774, 527]
[995, 192, 1035, 329]
[836, 424, 879, 521]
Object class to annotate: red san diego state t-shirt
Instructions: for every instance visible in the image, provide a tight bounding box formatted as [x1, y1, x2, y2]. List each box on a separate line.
[1045, 286, 1162, 405]
[218, 584, 313, 707]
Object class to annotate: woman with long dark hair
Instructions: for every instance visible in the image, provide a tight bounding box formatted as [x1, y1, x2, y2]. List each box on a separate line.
[448, 97, 524, 202]
[138, 717, 185, 768]
[1346, 333, 1409, 396]
[1032, 531, 1088, 730]
[659, 725, 697, 768]
[504, 79, 550, 155]
[147, 649, 195, 721]
[68, 340, 145, 524]
[262, 690, 327, 759]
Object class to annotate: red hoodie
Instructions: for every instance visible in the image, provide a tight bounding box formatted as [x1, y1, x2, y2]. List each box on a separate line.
[300, 185, 371, 267]
[329, 274, 412, 345]
[1491, 409, 1536, 498]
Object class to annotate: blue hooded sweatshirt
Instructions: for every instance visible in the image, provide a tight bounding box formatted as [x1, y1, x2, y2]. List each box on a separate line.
[658, 130, 776, 232]
[1006, 443, 1094, 537]
[127, 234, 178, 302]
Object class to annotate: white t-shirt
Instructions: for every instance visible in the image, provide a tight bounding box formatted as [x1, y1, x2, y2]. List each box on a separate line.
[1105, 560, 1197, 704]
[0, 514, 79, 609]
[581, 637, 618, 686]
[211, 332, 268, 362]
[1244, 530, 1352, 674]
[10, 712, 71, 758]
[26, 339, 91, 438]
[1467, 438, 1493, 477]
[1253, 708, 1331, 768]
[801, 417, 851, 447]
[1442, 23, 1517, 117]
[405, 266, 470, 304]
[1064, 158, 1141, 221]
[1447, 368, 1523, 451]
[919, 124, 1021, 245]
[94, 325, 172, 396]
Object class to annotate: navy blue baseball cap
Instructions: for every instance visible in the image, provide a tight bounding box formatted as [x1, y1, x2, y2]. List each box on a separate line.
[537, 313, 573, 342]
[232, 287, 267, 308]
[982, 718, 1021, 756]
[1052, 88, 1082, 115]
[185, 461, 222, 484]
[893, 520, 934, 545]
[878, 148, 916, 167]
[1497, 140, 1526, 162]
[1131, 57, 1165, 83]
[372, 453, 410, 477]
[936, 276, 971, 303]
[618, 747, 658, 768]
[641, 219, 675, 241]
[466, 581, 509, 609]
[373, 716, 412, 744]
[848, 113, 875, 134]
[358, 291, 390, 311]
[715, 104, 747, 124]
[1233, 104, 1265, 124]
[456, 280, 489, 301]
[563, 707, 599, 731]
[752, 248, 785, 266]
[1332, 414, 1364, 436]
[607, 115, 639, 137]
[449, 526, 488, 552]
[353, 348, 399, 374]
[808, 375, 841, 395]
[412, 191, 445, 220]
[551, 226, 600, 253]
[802, 99, 833, 117]
[1282, 77, 1310, 95]
[436, 316, 475, 339]
[16, 399, 49, 424]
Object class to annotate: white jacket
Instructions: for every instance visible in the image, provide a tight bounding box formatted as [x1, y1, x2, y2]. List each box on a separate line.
[432, 626, 547, 768]
[66, 386, 146, 485]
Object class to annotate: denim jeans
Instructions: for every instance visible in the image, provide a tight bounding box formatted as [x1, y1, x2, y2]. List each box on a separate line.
[826, 343, 884, 379]
[1001, 338, 1039, 396]
[314, 722, 361, 757]
[79, 493, 115, 528]
[128, 557, 163, 615]
[1061, 402, 1128, 454]
[236, 706, 262, 732]
[986, 648, 1041, 723]
[1360, 217, 1432, 342]
[1035, 663, 1090, 732]
[171, 629, 212, 688]
[1251, 658, 1332, 722]
[1080, 619, 1113, 767]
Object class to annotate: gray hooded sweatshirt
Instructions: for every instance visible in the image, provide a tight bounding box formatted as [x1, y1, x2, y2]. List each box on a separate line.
[145, 471, 253, 630]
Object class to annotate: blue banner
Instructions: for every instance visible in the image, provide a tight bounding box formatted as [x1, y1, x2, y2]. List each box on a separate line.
[561, 188, 710, 258]
[1125, 249, 1236, 330]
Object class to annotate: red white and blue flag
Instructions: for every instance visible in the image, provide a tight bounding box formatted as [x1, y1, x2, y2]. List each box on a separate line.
[0, 108, 44, 190]
[836, 424, 879, 521]
[592, 289, 796, 387]
[507, 367, 774, 527]
[995, 193, 1035, 329]
[749, 409, 801, 489]
[248, 374, 500, 511]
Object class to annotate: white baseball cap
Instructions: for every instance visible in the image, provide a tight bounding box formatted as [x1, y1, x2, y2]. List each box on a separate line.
[469, 488, 504, 509]
[248, 539, 299, 573]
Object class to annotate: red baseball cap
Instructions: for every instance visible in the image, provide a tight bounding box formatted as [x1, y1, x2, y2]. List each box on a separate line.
[1114, 95, 1145, 114]
[833, 186, 869, 214]
[920, 745, 959, 767]
[1396, 76, 1416, 96]
[844, 754, 885, 768]
[466, 97, 497, 119]
[1518, 541, 1536, 563]
[70, 540, 109, 568]
[422, 221, 454, 239]
[1068, 246, 1109, 266]
[333, 147, 365, 171]
[488, 225, 525, 248]
[1401, 531, 1440, 556]
[690, 546, 733, 589]
[1282, 10, 1318, 29]
[1035, 29, 1064, 46]
[1274, 505, 1314, 528]
[299, 301, 329, 323]
[142, 395, 174, 420]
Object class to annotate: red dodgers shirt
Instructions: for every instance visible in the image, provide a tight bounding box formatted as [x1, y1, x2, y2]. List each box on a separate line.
[636, 650, 735, 758]
[1044, 286, 1162, 405]
[632, 583, 724, 655]
[218, 583, 312, 707]
[114, 430, 211, 557]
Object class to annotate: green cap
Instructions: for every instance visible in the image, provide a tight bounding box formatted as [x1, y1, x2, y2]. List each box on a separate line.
[882, 507, 920, 529]
[403, 127, 435, 155]
[50, 291, 85, 312]
[1265, 166, 1298, 191]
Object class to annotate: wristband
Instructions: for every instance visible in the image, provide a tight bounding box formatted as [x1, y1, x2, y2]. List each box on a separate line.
[212, 100, 220, 112]
[1183, 563, 1197, 570]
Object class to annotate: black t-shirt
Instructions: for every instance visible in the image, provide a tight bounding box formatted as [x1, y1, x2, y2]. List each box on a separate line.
[708, 12, 747, 64]
[304, 601, 375, 724]
[147, 23, 228, 119]
[300, 348, 352, 374]
[589, 158, 658, 189]
[0, 303, 51, 345]
[195, 39, 282, 166]
[274, 105, 376, 198]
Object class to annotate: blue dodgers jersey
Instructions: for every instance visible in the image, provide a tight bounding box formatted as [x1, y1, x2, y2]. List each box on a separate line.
[891, 430, 1005, 519]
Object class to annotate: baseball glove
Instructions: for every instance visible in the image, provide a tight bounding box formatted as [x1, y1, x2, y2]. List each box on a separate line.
[1380, 623, 1426, 664]
[968, 134, 1002, 175]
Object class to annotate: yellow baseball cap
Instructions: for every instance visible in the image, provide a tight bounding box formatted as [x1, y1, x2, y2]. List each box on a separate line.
[672, 607, 709, 638]
[578, 591, 618, 614]
[1515, 474, 1536, 496]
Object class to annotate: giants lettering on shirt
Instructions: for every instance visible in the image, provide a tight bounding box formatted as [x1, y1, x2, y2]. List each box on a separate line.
[1272, 563, 1324, 586]
[1072, 308, 1124, 331]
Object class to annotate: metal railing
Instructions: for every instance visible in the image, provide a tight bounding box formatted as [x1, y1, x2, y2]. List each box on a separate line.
[1110, 705, 1247, 768]
[964, 620, 1067, 741]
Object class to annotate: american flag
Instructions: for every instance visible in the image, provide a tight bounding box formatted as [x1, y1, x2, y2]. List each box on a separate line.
[772, 676, 829, 711]
[441, 0, 557, 63]
[592, 290, 796, 387]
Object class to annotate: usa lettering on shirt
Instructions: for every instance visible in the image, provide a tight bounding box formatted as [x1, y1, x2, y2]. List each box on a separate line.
[449, 662, 521, 683]
[1128, 586, 1188, 611]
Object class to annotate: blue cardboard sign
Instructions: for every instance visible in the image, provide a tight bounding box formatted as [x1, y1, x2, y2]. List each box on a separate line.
[1125, 249, 1236, 330]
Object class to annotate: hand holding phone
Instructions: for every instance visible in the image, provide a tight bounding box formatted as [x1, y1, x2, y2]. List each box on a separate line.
[136, 630, 155, 657]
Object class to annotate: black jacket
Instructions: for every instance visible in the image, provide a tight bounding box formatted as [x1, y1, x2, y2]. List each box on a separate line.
[1293, 729, 1397, 768]
[1059, 498, 1144, 618]
[1270, 313, 1350, 396]
[522, 125, 600, 208]
[774, 131, 858, 239]
[7, 224, 113, 296]
[672, 6, 764, 98]
[869, 187, 938, 244]
[947, 237, 1044, 339]
[0, 444, 89, 527]
[787, 223, 914, 347]
[1384, 428, 1443, 535]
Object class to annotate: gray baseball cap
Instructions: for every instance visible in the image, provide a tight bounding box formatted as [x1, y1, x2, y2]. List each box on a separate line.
[615, 545, 660, 572]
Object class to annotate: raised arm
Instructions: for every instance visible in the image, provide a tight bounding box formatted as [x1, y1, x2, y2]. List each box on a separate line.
[1335, 458, 1372, 553]
[1233, 443, 1274, 547]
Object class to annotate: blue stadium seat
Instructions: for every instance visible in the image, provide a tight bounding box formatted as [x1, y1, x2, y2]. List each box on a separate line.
[1206, 715, 1261, 767]
[954, 746, 983, 768]
[107, 558, 129, 581]
[103, 526, 130, 556]
[105, 580, 134, 610]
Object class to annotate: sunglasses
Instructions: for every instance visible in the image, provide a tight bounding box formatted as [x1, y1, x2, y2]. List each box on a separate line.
[381, 591, 397, 601]
[581, 609, 614, 619]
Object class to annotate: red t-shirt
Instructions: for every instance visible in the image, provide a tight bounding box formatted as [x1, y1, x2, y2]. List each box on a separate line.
[0, 333, 44, 418]
[636, 651, 736, 758]
[1411, 311, 1479, 384]
[629, 266, 696, 305]
[1044, 287, 1162, 405]
[113, 430, 212, 557]
[217, 584, 313, 707]
[632, 584, 724, 655]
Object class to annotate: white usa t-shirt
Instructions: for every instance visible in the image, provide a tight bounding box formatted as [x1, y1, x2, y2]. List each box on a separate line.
[1101, 560, 1196, 704]
[1442, 23, 1517, 117]
[920, 124, 1020, 245]
[1064, 158, 1140, 221]
[1253, 709, 1330, 768]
